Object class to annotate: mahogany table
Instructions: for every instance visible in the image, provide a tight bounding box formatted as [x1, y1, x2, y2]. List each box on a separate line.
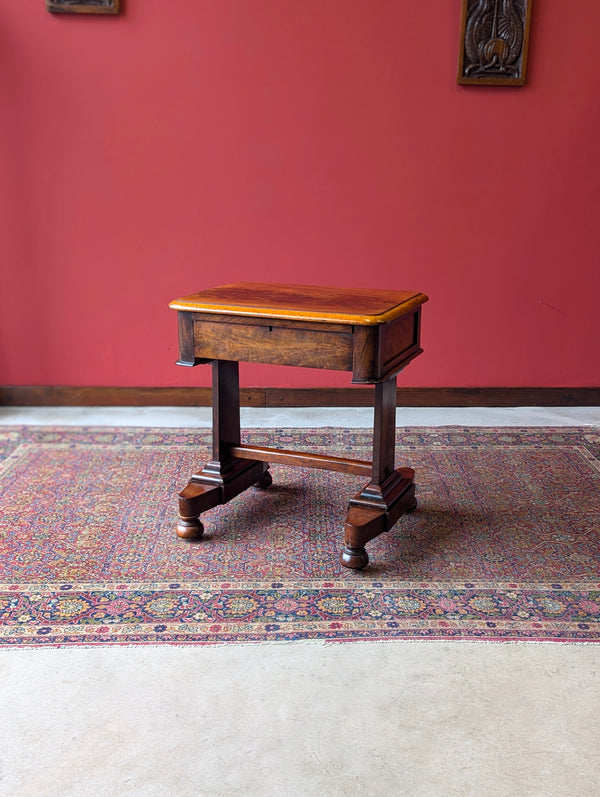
[169, 282, 428, 569]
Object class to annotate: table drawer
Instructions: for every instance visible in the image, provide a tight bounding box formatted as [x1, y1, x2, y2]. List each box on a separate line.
[193, 319, 354, 371]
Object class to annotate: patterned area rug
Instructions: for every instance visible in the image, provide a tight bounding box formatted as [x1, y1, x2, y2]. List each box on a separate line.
[1, 426, 599, 646]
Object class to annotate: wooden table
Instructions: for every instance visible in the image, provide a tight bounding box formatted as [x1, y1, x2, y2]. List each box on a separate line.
[169, 282, 428, 569]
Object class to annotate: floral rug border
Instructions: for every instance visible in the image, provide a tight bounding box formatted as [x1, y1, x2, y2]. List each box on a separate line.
[2, 579, 599, 647]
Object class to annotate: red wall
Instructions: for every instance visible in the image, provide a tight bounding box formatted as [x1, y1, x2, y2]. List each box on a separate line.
[1, 1, 599, 389]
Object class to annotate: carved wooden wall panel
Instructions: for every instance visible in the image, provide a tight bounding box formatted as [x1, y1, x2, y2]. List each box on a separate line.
[46, 0, 120, 14]
[458, 0, 533, 86]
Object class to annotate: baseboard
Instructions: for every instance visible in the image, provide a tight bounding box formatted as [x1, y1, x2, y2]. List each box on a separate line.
[267, 387, 600, 407]
[1, 386, 599, 407]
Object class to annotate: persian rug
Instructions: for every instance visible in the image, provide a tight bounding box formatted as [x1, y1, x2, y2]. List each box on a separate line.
[0, 426, 599, 647]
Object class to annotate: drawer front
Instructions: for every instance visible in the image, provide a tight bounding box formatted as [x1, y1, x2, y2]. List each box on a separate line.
[194, 319, 354, 371]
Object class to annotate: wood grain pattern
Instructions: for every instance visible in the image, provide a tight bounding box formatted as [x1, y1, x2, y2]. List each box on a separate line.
[169, 282, 428, 326]
[192, 319, 353, 372]
[173, 284, 426, 383]
[230, 444, 372, 477]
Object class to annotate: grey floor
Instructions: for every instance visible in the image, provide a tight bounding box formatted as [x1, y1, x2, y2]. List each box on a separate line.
[1, 406, 599, 797]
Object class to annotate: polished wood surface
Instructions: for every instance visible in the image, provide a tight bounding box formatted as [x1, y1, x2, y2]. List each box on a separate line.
[169, 282, 428, 326]
[230, 444, 373, 477]
[170, 282, 429, 568]
[173, 284, 426, 384]
[176, 360, 269, 540]
[188, 317, 354, 372]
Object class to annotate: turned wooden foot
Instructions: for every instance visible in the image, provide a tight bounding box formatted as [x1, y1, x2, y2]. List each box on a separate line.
[341, 470, 416, 569]
[176, 515, 205, 540]
[176, 456, 267, 541]
[176, 479, 220, 541]
[340, 545, 369, 569]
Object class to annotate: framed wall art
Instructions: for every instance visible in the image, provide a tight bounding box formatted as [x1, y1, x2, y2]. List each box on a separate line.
[458, 0, 533, 86]
[46, 0, 120, 14]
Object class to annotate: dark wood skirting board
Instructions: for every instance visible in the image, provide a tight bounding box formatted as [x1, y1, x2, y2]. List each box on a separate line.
[1, 386, 599, 407]
[264, 387, 600, 408]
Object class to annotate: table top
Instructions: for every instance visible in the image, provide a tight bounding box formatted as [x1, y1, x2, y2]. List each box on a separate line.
[169, 282, 428, 326]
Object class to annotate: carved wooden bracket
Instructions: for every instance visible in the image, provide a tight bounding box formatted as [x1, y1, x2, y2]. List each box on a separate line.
[458, 0, 533, 86]
[46, 0, 120, 14]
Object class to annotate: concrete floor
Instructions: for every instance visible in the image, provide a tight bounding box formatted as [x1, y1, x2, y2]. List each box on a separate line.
[2, 405, 600, 428]
[1, 406, 599, 796]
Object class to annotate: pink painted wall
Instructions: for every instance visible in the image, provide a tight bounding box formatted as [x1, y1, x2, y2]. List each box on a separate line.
[1, 1, 599, 389]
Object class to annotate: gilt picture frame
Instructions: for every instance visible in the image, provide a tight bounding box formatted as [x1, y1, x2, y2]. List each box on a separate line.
[458, 0, 533, 86]
[46, 0, 120, 14]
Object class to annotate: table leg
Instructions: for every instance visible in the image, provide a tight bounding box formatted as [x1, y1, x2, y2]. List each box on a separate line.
[176, 360, 269, 539]
[341, 375, 417, 568]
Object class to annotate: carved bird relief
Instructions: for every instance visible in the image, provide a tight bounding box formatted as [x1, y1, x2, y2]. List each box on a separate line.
[463, 0, 526, 78]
